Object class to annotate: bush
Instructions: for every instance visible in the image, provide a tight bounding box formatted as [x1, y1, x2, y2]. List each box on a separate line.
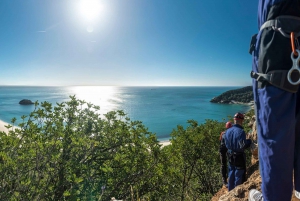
[0, 97, 162, 200]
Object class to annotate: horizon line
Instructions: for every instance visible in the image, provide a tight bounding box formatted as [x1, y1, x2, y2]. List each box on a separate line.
[0, 85, 251, 87]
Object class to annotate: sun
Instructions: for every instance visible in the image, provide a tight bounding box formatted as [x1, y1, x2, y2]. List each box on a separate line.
[78, 0, 103, 22]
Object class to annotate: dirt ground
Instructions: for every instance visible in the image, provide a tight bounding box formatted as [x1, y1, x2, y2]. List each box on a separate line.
[211, 161, 300, 201]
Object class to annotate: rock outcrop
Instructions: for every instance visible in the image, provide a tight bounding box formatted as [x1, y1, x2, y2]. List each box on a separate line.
[211, 161, 260, 201]
[19, 99, 34, 105]
[211, 114, 299, 201]
[212, 165, 299, 201]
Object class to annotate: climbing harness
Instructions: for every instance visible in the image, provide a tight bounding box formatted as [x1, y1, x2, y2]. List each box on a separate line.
[227, 150, 245, 169]
[250, 15, 300, 92]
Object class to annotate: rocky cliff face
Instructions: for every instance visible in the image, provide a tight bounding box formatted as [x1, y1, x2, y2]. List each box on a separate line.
[211, 115, 299, 201]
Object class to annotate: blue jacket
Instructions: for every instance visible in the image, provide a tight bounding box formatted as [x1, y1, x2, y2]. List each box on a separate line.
[258, 0, 300, 29]
[223, 124, 251, 153]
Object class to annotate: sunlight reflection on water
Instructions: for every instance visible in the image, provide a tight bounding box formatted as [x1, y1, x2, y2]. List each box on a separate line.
[0, 86, 251, 140]
[69, 86, 122, 115]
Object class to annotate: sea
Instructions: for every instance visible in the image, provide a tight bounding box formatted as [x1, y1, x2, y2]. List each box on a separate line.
[0, 86, 251, 141]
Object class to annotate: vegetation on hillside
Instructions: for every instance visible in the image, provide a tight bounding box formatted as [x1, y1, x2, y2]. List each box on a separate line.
[210, 86, 253, 104]
[0, 97, 253, 200]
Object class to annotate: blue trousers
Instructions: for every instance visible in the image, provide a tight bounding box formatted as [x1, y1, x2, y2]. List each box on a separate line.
[253, 84, 300, 201]
[228, 164, 245, 191]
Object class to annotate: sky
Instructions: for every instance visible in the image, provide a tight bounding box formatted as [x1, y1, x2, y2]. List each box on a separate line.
[0, 0, 259, 86]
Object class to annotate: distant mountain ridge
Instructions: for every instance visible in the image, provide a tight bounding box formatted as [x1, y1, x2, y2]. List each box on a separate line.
[210, 86, 253, 104]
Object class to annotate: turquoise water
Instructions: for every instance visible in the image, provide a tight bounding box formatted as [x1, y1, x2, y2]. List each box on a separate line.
[0, 86, 251, 140]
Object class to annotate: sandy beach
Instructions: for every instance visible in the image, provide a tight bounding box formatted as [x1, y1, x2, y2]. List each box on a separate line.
[0, 119, 171, 146]
[160, 140, 171, 147]
[0, 119, 10, 133]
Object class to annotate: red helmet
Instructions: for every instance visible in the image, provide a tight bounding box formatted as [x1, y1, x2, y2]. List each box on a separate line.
[225, 121, 232, 128]
[234, 112, 244, 120]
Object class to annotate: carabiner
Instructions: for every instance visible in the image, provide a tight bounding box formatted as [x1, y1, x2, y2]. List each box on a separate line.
[291, 32, 298, 56]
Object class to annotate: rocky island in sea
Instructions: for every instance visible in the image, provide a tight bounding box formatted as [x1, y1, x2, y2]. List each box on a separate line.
[210, 86, 253, 105]
[19, 99, 34, 105]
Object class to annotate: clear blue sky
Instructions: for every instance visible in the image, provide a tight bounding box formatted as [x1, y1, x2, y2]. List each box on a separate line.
[0, 0, 259, 86]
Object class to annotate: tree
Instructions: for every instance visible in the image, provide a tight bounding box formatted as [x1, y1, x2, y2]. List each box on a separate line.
[161, 119, 225, 201]
[0, 96, 162, 200]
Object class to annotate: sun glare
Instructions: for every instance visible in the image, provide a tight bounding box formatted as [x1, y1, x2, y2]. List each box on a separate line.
[70, 86, 121, 115]
[78, 0, 103, 22]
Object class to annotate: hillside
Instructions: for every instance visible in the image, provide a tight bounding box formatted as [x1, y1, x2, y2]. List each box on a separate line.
[210, 86, 253, 104]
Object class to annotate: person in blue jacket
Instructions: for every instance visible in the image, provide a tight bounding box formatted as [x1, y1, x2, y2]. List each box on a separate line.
[223, 113, 251, 191]
[249, 0, 300, 200]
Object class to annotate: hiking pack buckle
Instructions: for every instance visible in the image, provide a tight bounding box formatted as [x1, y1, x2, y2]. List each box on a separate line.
[250, 70, 299, 93]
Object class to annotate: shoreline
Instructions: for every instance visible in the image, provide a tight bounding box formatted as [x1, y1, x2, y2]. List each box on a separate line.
[159, 140, 171, 147]
[0, 118, 171, 146]
[0, 119, 10, 133]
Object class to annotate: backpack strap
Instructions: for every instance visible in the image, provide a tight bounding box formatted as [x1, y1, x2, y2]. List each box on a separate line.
[260, 15, 300, 35]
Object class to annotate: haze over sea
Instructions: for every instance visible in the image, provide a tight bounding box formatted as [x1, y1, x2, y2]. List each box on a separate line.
[0, 86, 251, 141]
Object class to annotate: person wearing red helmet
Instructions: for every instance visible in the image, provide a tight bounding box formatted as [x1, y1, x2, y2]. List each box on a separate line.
[225, 122, 232, 129]
[223, 112, 252, 191]
[219, 121, 232, 187]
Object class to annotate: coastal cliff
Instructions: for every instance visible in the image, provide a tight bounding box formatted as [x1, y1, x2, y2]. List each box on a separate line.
[210, 86, 253, 105]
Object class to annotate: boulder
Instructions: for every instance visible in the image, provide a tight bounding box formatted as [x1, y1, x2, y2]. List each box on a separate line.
[19, 99, 34, 105]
